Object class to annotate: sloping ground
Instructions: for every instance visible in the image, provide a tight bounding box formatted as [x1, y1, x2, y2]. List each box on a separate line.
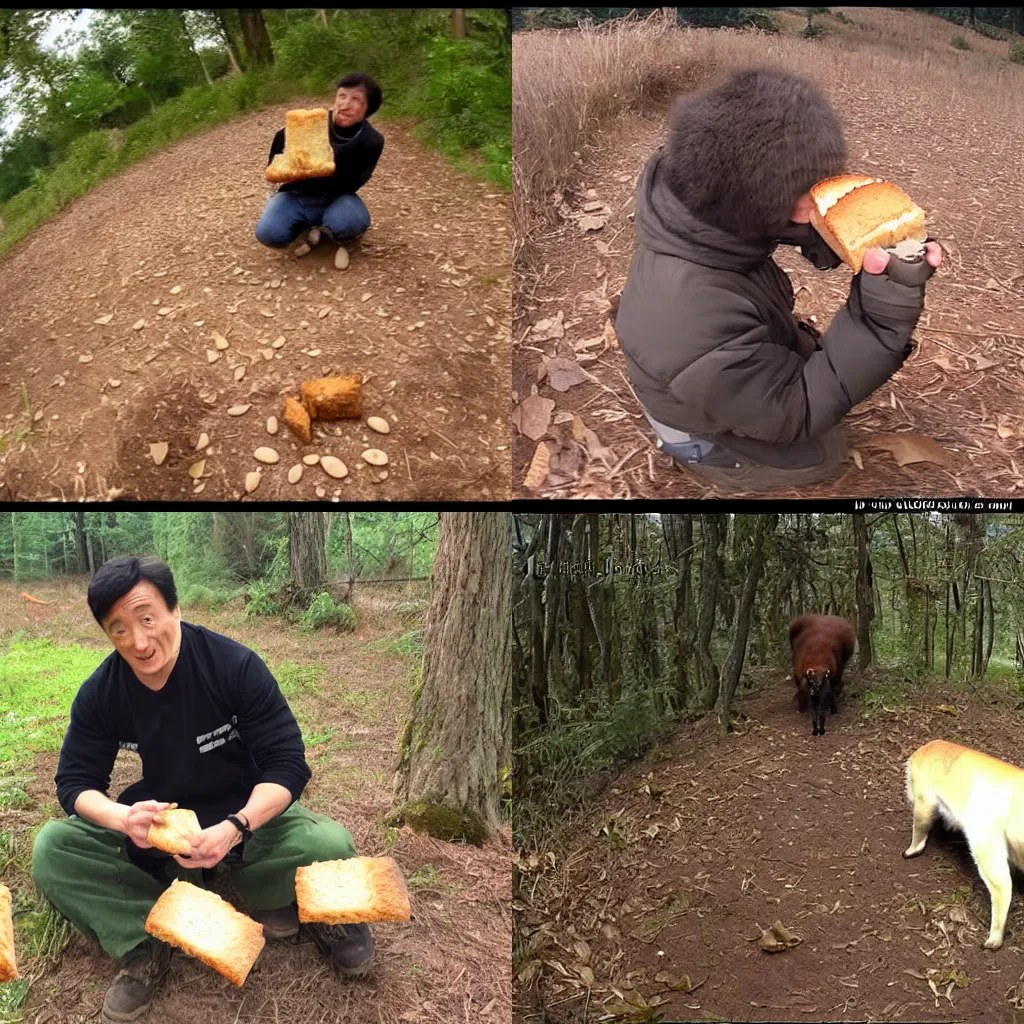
[518, 671, 1024, 1023]
[0, 101, 512, 501]
[0, 581, 511, 1024]
[512, 20, 1024, 498]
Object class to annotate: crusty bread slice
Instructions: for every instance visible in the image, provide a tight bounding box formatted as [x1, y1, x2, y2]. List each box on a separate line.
[145, 879, 265, 987]
[147, 806, 201, 855]
[265, 108, 335, 183]
[809, 175, 926, 274]
[296, 856, 411, 924]
[0, 884, 18, 982]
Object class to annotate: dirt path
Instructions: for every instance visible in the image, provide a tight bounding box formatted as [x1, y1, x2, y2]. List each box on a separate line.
[512, 64, 1024, 497]
[0, 581, 511, 1024]
[0, 101, 512, 501]
[521, 671, 1024, 1023]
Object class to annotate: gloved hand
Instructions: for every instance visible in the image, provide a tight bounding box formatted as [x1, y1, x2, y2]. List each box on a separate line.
[775, 221, 843, 270]
[862, 239, 943, 286]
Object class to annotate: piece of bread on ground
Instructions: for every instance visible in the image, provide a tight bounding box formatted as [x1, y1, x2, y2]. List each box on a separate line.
[0, 884, 19, 982]
[282, 394, 313, 443]
[300, 376, 364, 420]
[147, 806, 201, 855]
[296, 856, 411, 924]
[145, 879, 265, 986]
[266, 108, 335, 183]
[809, 175, 926, 274]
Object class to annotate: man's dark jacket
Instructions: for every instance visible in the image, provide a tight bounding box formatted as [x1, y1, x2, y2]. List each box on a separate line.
[615, 150, 928, 469]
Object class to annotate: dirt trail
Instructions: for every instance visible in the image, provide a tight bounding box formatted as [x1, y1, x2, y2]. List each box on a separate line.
[0, 581, 512, 1024]
[0, 101, 512, 501]
[522, 673, 1024, 1023]
[512, 66, 1024, 498]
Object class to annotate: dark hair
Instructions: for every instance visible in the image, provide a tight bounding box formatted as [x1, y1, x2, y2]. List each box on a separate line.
[87, 555, 178, 626]
[335, 72, 382, 118]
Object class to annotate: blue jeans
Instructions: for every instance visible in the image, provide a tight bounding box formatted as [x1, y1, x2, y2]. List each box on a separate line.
[255, 191, 371, 249]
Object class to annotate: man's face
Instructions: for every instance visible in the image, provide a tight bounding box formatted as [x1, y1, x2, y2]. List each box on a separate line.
[789, 192, 814, 224]
[102, 580, 181, 680]
[333, 86, 368, 128]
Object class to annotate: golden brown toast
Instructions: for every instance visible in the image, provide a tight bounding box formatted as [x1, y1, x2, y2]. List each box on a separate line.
[147, 806, 201, 855]
[145, 879, 265, 986]
[266, 108, 336, 184]
[296, 856, 411, 924]
[809, 175, 926, 274]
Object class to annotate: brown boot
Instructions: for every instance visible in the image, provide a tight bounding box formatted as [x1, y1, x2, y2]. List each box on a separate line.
[250, 904, 300, 940]
[101, 938, 172, 1023]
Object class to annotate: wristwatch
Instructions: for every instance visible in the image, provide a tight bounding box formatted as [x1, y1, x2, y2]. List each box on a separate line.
[226, 813, 253, 843]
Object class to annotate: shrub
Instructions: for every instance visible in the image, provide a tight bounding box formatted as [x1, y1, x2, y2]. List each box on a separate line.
[246, 580, 281, 617]
[951, 35, 971, 50]
[300, 592, 356, 633]
[738, 9, 779, 33]
[1010, 42, 1024, 65]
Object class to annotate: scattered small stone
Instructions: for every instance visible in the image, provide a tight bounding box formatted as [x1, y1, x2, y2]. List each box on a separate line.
[266, 416, 279, 435]
[108, 379, 121, 388]
[132, 319, 146, 331]
[188, 459, 206, 479]
[227, 404, 251, 416]
[318, 307, 330, 319]
[207, 349, 220, 363]
[33, 410, 43, 422]
[193, 320, 204, 327]
[315, 485, 326, 498]
[234, 365, 246, 381]
[244, 471, 261, 493]
[270, 279, 281, 289]
[150, 442, 169, 466]
[272, 336, 285, 349]
[196, 433, 209, 450]
[371, 470, 388, 483]
[79, 354, 93, 363]
[360, 292, 372, 302]
[193, 482, 206, 494]
[366, 416, 390, 435]
[158, 307, 172, 316]
[361, 448, 388, 466]
[254, 447, 279, 464]
[153, 270, 168, 277]
[94, 314, 113, 325]
[170, 285, 182, 295]
[320, 455, 348, 479]
[302, 454, 320, 466]
[212, 332, 229, 350]
[233, 267, 245, 276]
[306, 348, 322, 357]
[260, 309, 275, 318]
[287, 463, 303, 484]
[261, 348, 274, 360]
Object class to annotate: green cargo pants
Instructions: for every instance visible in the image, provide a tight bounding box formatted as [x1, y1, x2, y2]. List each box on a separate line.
[31, 803, 356, 960]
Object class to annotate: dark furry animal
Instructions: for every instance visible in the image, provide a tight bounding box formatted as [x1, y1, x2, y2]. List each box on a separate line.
[789, 614, 856, 736]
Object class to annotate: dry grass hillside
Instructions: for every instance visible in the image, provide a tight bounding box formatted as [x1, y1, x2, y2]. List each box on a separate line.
[511, 8, 1024, 498]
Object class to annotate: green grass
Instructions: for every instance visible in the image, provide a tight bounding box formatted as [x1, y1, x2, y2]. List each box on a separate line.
[273, 661, 326, 698]
[0, 638, 108, 769]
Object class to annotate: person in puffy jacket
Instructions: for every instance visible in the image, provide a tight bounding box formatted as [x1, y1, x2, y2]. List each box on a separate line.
[614, 67, 943, 492]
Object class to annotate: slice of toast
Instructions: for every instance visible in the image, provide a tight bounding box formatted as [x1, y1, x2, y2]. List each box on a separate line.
[147, 806, 201, 856]
[145, 879, 265, 987]
[0, 884, 19, 982]
[266, 108, 336, 183]
[809, 175, 926, 274]
[296, 856, 411, 924]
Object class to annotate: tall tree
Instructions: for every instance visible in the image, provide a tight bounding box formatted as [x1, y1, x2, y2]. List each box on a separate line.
[451, 9, 467, 37]
[287, 512, 329, 596]
[853, 515, 874, 669]
[392, 512, 511, 841]
[237, 9, 273, 66]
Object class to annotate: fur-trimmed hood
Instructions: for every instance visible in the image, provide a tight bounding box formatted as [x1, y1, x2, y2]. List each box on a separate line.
[662, 67, 847, 242]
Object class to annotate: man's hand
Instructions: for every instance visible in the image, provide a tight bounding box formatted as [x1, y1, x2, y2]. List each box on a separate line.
[124, 799, 176, 848]
[863, 240, 944, 276]
[171, 820, 241, 871]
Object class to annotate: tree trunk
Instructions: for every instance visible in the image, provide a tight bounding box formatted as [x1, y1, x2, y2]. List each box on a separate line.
[178, 12, 212, 86]
[718, 514, 777, 730]
[983, 578, 995, 676]
[451, 8, 467, 38]
[698, 515, 726, 711]
[238, 9, 273, 66]
[672, 514, 695, 709]
[73, 510, 88, 573]
[853, 515, 874, 669]
[318, 9, 328, 28]
[392, 512, 511, 842]
[216, 10, 244, 75]
[287, 512, 329, 596]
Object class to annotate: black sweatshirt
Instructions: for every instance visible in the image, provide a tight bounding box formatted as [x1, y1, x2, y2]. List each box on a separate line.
[268, 112, 384, 200]
[55, 622, 312, 830]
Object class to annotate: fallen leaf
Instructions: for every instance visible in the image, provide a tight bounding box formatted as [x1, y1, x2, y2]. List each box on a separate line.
[930, 353, 952, 370]
[523, 442, 551, 490]
[578, 213, 609, 232]
[206, 349, 220, 363]
[851, 448, 864, 470]
[512, 394, 555, 440]
[865, 433, 951, 468]
[132, 319, 146, 331]
[974, 354, 1000, 370]
[227, 404, 251, 416]
[188, 459, 206, 479]
[529, 312, 565, 342]
[150, 442, 169, 466]
[584, 427, 615, 468]
[93, 314, 113, 325]
[544, 356, 594, 392]
[212, 332, 230, 350]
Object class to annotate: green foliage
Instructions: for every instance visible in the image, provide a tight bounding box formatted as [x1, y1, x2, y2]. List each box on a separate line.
[177, 583, 240, 611]
[0, 776, 33, 811]
[391, 799, 489, 846]
[1010, 41, 1024, 64]
[737, 9, 779, 33]
[859, 682, 911, 719]
[834, 11, 854, 25]
[246, 579, 281, 618]
[951, 34, 971, 50]
[802, 22, 828, 39]
[300, 592, 356, 633]
[273, 661, 326, 698]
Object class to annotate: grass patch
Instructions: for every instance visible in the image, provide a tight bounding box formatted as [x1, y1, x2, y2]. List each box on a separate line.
[859, 682, 912, 718]
[0, 638, 107, 769]
[0, 777, 34, 811]
[273, 661, 326, 699]
[374, 629, 423, 660]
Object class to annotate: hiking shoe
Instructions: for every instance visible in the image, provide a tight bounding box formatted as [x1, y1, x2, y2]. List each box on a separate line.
[101, 938, 173, 1022]
[309, 922, 375, 977]
[251, 904, 300, 940]
[334, 245, 349, 270]
[307, 226, 322, 247]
